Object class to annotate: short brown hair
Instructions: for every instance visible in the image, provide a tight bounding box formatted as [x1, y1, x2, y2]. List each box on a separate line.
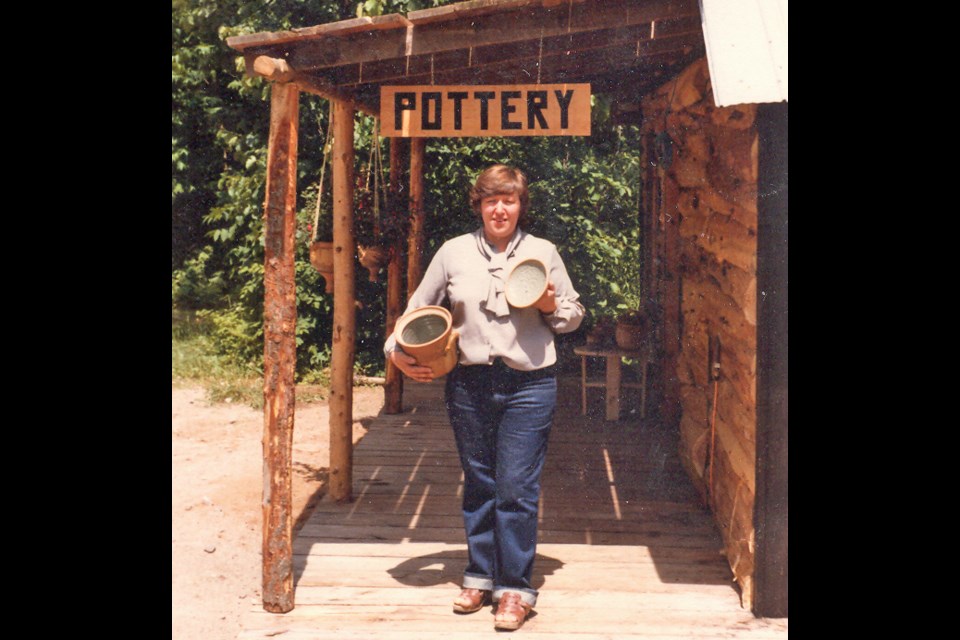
[469, 164, 530, 226]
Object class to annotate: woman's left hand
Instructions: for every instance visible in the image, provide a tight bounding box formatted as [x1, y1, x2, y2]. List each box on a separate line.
[533, 281, 557, 315]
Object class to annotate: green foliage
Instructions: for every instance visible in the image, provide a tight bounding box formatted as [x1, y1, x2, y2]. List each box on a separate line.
[172, 309, 265, 407]
[172, 0, 348, 271]
[356, 0, 452, 17]
[173, 0, 645, 384]
[172, 245, 226, 309]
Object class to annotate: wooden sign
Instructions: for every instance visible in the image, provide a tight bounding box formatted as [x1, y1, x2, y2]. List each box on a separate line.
[380, 84, 591, 137]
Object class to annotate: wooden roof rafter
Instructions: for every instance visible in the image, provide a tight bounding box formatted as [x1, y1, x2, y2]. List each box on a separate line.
[226, 12, 413, 50]
[321, 16, 702, 86]
[318, 19, 704, 108]
[227, 0, 705, 116]
[278, 0, 697, 73]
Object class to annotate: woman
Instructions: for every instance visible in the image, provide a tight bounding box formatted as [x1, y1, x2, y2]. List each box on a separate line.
[384, 164, 585, 630]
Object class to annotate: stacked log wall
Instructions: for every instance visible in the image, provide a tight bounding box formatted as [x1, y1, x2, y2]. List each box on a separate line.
[640, 57, 759, 609]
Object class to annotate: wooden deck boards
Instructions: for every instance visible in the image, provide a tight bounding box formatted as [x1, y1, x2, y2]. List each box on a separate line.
[238, 376, 787, 639]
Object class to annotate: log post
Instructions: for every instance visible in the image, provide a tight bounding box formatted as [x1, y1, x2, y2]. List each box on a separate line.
[660, 169, 682, 430]
[641, 133, 659, 308]
[753, 102, 788, 618]
[384, 138, 407, 414]
[407, 137, 426, 293]
[261, 81, 299, 614]
[328, 98, 356, 502]
[641, 133, 661, 413]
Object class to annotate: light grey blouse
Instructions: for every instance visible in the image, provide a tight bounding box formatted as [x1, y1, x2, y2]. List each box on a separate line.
[384, 228, 585, 371]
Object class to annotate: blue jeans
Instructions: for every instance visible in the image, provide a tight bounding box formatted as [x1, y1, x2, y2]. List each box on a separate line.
[444, 359, 557, 608]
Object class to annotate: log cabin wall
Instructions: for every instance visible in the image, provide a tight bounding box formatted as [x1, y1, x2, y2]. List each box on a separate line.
[640, 57, 760, 608]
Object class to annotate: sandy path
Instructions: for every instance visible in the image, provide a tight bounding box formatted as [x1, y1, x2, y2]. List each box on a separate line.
[171, 384, 383, 640]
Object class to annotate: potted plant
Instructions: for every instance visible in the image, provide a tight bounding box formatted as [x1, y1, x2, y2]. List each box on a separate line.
[304, 179, 335, 293]
[586, 313, 616, 346]
[354, 173, 390, 282]
[355, 132, 414, 283]
[615, 308, 646, 350]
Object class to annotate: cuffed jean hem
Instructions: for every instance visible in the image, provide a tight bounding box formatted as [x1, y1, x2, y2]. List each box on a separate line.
[462, 573, 494, 592]
[493, 587, 538, 608]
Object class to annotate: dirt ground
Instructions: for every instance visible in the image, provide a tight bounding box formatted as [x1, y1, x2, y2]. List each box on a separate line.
[171, 383, 384, 640]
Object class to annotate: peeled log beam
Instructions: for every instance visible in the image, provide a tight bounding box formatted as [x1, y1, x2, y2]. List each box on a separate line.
[679, 341, 756, 418]
[679, 303, 752, 358]
[677, 312, 755, 404]
[714, 420, 756, 492]
[711, 454, 756, 565]
[407, 137, 426, 293]
[677, 416, 708, 501]
[698, 180, 758, 221]
[675, 349, 700, 387]
[670, 142, 709, 189]
[680, 288, 750, 350]
[678, 388, 707, 421]
[261, 81, 299, 614]
[716, 393, 758, 456]
[705, 127, 759, 209]
[677, 381, 758, 490]
[254, 55, 295, 82]
[679, 250, 756, 326]
[249, 56, 377, 117]
[681, 278, 753, 338]
[678, 210, 757, 273]
[328, 99, 356, 502]
[384, 138, 405, 414]
[713, 498, 755, 604]
[384, 248, 404, 413]
[678, 387, 709, 483]
[226, 13, 412, 50]
[678, 331, 710, 387]
[661, 172, 682, 429]
[677, 383, 756, 502]
[713, 442, 757, 518]
[676, 190, 758, 256]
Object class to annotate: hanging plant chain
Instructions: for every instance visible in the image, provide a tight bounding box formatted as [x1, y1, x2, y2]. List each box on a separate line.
[311, 103, 334, 245]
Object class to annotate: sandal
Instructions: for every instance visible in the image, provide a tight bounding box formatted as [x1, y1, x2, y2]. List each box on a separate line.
[452, 588, 490, 614]
[494, 591, 533, 630]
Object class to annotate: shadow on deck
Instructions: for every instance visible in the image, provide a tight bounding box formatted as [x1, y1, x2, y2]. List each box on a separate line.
[239, 375, 787, 639]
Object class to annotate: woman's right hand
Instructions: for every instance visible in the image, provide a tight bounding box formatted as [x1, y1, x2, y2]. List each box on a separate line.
[389, 349, 436, 383]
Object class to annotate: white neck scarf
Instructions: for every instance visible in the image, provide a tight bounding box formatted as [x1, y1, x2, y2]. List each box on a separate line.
[475, 228, 525, 318]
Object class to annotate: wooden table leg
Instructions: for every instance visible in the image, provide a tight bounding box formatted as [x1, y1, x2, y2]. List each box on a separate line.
[605, 354, 621, 421]
[580, 355, 588, 416]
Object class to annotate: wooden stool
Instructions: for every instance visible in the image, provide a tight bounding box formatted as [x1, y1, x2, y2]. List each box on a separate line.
[573, 344, 649, 421]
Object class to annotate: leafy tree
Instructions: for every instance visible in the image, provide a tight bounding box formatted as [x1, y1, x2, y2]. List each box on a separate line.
[173, 0, 352, 371]
[173, 0, 645, 380]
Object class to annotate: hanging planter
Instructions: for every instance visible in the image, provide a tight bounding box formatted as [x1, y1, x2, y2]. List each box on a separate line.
[353, 120, 399, 283]
[307, 104, 335, 293]
[310, 241, 335, 293]
[357, 243, 389, 282]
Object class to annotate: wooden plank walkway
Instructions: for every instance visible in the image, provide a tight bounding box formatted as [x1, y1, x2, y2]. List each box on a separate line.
[238, 376, 787, 639]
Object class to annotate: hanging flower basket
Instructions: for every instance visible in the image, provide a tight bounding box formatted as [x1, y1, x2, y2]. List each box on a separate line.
[352, 121, 402, 284]
[306, 103, 335, 294]
[309, 241, 334, 293]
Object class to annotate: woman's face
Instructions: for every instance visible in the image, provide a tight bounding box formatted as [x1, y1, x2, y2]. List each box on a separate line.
[480, 192, 521, 247]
